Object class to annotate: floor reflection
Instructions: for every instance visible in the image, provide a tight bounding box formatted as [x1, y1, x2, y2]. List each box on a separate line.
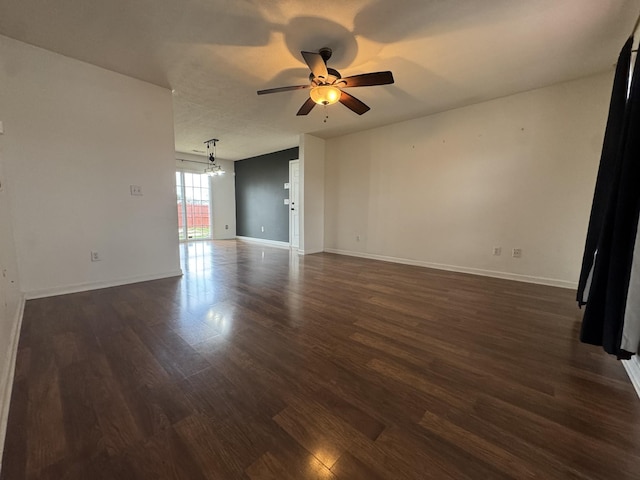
[178, 239, 301, 340]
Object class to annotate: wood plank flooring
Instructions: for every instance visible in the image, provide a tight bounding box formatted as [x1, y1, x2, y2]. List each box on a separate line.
[2, 240, 640, 479]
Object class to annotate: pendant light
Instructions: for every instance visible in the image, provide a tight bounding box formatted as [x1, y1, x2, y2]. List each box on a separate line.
[204, 138, 225, 176]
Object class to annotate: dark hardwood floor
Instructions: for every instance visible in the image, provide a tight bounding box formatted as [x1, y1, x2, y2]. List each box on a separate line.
[2, 240, 640, 479]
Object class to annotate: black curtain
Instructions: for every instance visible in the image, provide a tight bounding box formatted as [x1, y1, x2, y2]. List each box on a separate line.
[577, 37, 633, 305]
[579, 37, 640, 357]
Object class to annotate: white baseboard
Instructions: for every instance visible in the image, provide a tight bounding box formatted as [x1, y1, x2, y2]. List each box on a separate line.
[236, 236, 291, 250]
[0, 294, 26, 470]
[622, 357, 640, 400]
[323, 248, 577, 289]
[25, 269, 184, 300]
[301, 248, 323, 255]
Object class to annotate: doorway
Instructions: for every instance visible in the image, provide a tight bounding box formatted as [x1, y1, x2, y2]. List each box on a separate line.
[289, 160, 300, 248]
[176, 171, 213, 241]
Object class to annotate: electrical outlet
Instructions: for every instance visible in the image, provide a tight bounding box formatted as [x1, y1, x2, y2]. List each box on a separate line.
[512, 248, 522, 258]
[356, 235, 361, 242]
[130, 185, 143, 196]
[90, 251, 101, 262]
[225, 224, 229, 230]
[493, 246, 502, 256]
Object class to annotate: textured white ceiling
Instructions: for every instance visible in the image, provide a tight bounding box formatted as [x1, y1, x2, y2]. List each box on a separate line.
[1, 0, 639, 160]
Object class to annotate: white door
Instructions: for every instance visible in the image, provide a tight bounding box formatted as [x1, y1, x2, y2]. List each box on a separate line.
[289, 160, 300, 248]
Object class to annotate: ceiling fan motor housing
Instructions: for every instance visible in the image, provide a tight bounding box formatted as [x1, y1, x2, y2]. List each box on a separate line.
[319, 47, 333, 62]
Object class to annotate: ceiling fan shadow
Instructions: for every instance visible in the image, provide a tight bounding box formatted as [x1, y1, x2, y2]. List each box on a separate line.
[353, 0, 530, 44]
[264, 68, 312, 88]
[282, 17, 358, 70]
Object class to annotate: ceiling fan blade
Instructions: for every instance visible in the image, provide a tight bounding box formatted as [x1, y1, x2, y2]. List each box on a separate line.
[341, 71, 394, 88]
[257, 85, 310, 95]
[301, 51, 329, 81]
[339, 91, 370, 115]
[296, 97, 316, 116]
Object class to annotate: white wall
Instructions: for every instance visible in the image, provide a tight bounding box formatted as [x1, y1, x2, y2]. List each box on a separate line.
[175, 153, 236, 240]
[0, 136, 21, 337]
[0, 34, 181, 298]
[299, 134, 325, 255]
[0, 129, 23, 464]
[324, 72, 613, 287]
[210, 159, 236, 240]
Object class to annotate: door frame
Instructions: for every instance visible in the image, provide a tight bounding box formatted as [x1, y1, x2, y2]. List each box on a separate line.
[175, 169, 214, 242]
[288, 160, 300, 248]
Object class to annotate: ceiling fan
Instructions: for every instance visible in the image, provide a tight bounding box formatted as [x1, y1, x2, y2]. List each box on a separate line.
[257, 48, 394, 116]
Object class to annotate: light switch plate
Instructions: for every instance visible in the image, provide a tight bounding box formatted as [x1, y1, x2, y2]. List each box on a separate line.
[284, 183, 290, 189]
[284, 198, 290, 205]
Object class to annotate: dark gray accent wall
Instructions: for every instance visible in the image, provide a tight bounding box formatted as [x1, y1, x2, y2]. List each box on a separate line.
[235, 147, 298, 242]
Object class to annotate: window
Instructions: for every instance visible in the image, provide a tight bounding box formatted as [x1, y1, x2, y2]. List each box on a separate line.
[176, 171, 212, 241]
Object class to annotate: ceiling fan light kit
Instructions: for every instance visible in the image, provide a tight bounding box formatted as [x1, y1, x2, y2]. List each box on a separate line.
[310, 85, 341, 105]
[257, 48, 394, 116]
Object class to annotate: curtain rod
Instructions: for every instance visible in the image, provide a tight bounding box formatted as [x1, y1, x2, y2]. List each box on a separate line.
[177, 158, 210, 166]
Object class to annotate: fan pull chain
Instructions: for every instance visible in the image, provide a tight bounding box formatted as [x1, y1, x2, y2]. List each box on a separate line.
[324, 104, 329, 123]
